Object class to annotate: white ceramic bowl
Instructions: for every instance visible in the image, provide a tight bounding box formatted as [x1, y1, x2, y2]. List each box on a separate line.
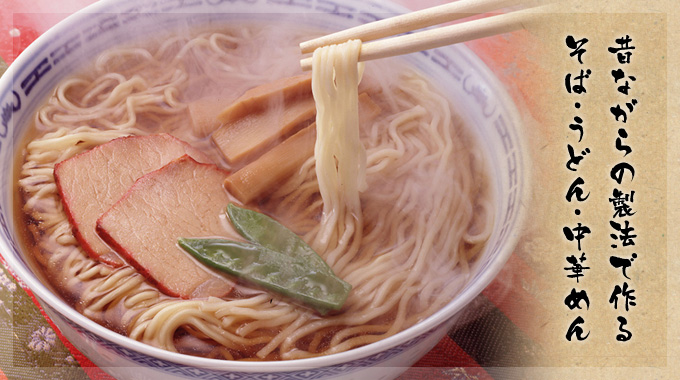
[0, 0, 529, 379]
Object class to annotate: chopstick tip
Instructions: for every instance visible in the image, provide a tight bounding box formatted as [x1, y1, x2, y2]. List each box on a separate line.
[300, 57, 313, 71]
[300, 41, 315, 54]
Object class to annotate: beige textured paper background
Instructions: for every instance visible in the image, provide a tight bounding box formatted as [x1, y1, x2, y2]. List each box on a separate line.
[500, 0, 676, 377]
[531, 12, 666, 363]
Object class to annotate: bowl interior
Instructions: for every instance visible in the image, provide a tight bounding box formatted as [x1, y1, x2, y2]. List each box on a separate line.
[0, 0, 528, 370]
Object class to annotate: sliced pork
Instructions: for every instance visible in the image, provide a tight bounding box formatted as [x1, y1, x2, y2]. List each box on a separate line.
[96, 155, 238, 299]
[54, 134, 210, 267]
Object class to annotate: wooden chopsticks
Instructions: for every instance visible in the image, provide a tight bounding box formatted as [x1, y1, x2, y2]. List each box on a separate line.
[300, 0, 535, 71]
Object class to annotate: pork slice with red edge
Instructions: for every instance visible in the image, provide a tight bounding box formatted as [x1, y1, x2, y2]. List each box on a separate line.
[96, 155, 237, 299]
[54, 134, 210, 267]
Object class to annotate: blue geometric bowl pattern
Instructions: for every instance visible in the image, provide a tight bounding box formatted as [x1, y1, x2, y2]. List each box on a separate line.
[55, 307, 436, 379]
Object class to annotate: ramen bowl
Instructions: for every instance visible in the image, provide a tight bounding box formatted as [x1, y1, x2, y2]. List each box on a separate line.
[0, 0, 529, 379]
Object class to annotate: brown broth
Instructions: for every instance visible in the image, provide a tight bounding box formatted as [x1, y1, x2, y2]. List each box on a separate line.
[13, 23, 491, 360]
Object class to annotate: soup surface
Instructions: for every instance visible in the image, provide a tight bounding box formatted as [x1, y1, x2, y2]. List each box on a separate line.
[15, 22, 493, 360]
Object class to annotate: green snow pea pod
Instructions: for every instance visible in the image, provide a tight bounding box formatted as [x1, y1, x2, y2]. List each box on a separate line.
[178, 238, 351, 314]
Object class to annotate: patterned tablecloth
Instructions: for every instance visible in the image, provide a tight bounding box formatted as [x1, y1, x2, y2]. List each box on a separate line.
[0, 1, 543, 379]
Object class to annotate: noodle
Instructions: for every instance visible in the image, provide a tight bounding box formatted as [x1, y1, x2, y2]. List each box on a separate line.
[311, 39, 366, 257]
[15, 24, 491, 360]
